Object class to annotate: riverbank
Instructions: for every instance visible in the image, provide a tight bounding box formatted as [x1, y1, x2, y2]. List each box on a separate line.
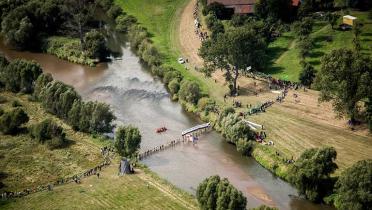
[114, 0, 372, 178]
[0, 92, 198, 210]
[42, 36, 96, 67]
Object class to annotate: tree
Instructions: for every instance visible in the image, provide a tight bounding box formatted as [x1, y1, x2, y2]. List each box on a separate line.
[288, 147, 338, 202]
[293, 17, 314, 38]
[2, 59, 42, 93]
[199, 27, 267, 95]
[0, 108, 29, 135]
[178, 80, 201, 104]
[334, 159, 372, 210]
[236, 139, 255, 156]
[250, 205, 278, 210]
[255, 0, 294, 22]
[316, 49, 372, 122]
[83, 30, 109, 60]
[196, 175, 247, 210]
[353, 23, 363, 52]
[326, 12, 340, 30]
[220, 114, 255, 144]
[115, 125, 141, 158]
[299, 62, 316, 87]
[30, 118, 67, 149]
[65, 0, 98, 47]
[297, 37, 314, 59]
[33, 73, 53, 99]
[168, 79, 180, 95]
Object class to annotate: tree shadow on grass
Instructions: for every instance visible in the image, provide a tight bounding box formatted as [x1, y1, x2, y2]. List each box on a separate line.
[362, 32, 372, 36]
[309, 60, 321, 66]
[309, 51, 325, 59]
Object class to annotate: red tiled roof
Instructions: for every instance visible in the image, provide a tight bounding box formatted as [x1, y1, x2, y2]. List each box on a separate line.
[235, 5, 255, 14]
[292, 0, 300, 6]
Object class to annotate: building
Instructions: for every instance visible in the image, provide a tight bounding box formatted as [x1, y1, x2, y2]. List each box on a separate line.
[207, 0, 256, 14]
[207, 0, 301, 14]
[343, 15, 357, 26]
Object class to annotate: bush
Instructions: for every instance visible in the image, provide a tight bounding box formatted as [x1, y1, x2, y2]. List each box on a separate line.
[11, 100, 22, 107]
[127, 25, 148, 50]
[30, 119, 67, 149]
[168, 79, 180, 95]
[236, 139, 255, 156]
[107, 4, 123, 19]
[198, 97, 217, 115]
[116, 15, 138, 33]
[2, 59, 42, 93]
[163, 68, 182, 85]
[0, 96, 7, 104]
[138, 40, 162, 67]
[220, 114, 254, 144]
[196, 175, 247, 210]
[179, 80, 201, 104]
[0, 108, 29, 135]
[83, 30, 109, 60]
[33, 73, 53, 99]
[0, 108, 4, 116]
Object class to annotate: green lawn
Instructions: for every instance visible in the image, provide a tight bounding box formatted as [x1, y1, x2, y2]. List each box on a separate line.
[266, 10, 372, 81]
[115, 0, 209, 94]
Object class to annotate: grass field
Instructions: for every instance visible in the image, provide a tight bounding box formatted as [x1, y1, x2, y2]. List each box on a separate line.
[0, 92, 105, 192]
[266, 10, 372, 81]
[0, 163, 198, 210]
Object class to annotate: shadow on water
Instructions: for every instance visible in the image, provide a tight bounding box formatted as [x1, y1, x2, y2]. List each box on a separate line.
[0, 25, 336, 210]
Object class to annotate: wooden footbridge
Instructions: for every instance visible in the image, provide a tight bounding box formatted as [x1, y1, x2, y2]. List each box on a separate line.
[138, 123, 211, 160]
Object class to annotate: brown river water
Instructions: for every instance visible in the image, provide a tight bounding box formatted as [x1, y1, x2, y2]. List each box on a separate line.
[0, 33, 335, 209]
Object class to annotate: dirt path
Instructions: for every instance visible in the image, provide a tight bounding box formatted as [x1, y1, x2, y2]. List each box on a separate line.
[178, 0, 204, 67]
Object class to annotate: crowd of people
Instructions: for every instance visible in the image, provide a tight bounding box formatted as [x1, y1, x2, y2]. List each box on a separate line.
[193, 1, 208, 41]
[1, 147, 113, 200]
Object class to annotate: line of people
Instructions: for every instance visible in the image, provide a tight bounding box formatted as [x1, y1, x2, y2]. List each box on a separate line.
[1, 147, 113, 200]
[193, 1, 208, 41]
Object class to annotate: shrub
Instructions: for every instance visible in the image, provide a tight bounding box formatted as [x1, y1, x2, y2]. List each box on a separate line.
[0, 108, 4, 116]
[83, 30, 109, 60]
[196, 175, 247, 210]
[33, 73, 53, 99]
[2, 59, 42, 93]
[128, 25, 148, 50]
[163, 68, 182, 85]
[30, 119, 67, 149]
[116, 15, 138, 33]
[0, 108, 29, 135]
[220, 114, 254, 144]
[179, 80, 201, 104]
[198, 97, 217, 115]
[168, 79, 180, 95]
[236, 139, 255, 156]
[138, 40, 162, 67]
[0, 96, 7, 104]
[107, 4, 123, 19]
[11, 100, 22, 107]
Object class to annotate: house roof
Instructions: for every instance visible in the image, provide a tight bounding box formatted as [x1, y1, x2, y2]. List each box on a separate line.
[235, 4, 255, 13]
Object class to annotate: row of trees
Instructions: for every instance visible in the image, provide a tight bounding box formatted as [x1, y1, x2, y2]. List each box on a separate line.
[288, 147, 372, 210]
[112, 6, 202, 105]
[0, 56, 116, 134]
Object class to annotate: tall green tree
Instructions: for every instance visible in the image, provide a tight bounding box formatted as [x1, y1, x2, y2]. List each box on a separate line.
[115, 125, 141, 158]
[334, 159, 372, 210]
[83, 30, 109, 60]
[196, 175, 247, 210]
[299, 62, 316, 87]
[199, 27, 267, 95]
[316, 49, 372, 122]
[288, 147, 338, 202]
[178, 80, 201, 104]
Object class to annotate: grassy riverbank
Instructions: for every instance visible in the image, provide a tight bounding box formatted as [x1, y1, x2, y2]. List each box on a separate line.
[0, 92, 198, 209]
[42, 36, 96, 67]
[114, 0, 372, 180]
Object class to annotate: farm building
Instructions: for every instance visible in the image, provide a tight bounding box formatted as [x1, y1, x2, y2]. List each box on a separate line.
[207, 0, 301, 14]
[343, 15, 357, 26]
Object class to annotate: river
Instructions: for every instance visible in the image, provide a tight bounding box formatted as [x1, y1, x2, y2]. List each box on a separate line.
[0, 35, 334, 209]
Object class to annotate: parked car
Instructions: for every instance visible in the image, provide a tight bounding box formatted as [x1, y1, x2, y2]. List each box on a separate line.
[178, 57, 185, 64]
